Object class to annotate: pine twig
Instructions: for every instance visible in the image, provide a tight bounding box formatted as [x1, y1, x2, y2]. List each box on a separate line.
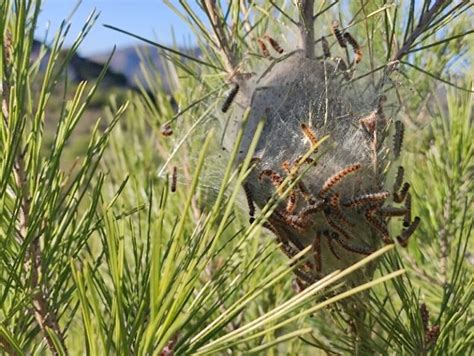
[439, 198, 450, 286]
[2, 42, 66, 356]
[203, 0, 239, 76]
[393, 0, 449, 62]
[297, 0, 315, 58]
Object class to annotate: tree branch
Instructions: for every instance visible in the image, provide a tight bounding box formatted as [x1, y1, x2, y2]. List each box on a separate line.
[2, 33, 66, 356]
[392, 0, 449, 62]
[203, 0, 239, 76]
[297, 0, 315, 58]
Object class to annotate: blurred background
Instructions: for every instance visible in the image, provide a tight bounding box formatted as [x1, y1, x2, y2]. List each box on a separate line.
[36, 0, 200, 91]
[35, 0, 199, 159]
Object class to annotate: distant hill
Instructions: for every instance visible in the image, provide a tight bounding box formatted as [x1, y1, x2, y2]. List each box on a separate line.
[32, 38, 202, 94]
[90, 45, 180, 92]
[32, 39, 132, 89]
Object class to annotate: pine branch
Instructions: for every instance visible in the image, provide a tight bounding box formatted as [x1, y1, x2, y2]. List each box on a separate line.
[297, 0, 315, 58]
[202, 0, 239, 79]
[439, 198, 450, 286]
[393, 0, 449, 62]
[2, 29, 66, 356]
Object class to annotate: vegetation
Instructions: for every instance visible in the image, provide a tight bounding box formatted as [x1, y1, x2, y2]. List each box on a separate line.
[0, 0, 472, 355]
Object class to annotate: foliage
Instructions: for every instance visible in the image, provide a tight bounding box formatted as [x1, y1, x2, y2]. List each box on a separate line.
[0, 0, 472, 355]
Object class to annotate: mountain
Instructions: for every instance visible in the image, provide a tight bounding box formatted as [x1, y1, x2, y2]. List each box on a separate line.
[32, 39, 199, 94]
[32, 39, 132, 89]
[91, 45, 174, 92]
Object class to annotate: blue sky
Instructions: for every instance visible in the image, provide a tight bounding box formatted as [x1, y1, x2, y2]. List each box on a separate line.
[37, 1, 199, 55]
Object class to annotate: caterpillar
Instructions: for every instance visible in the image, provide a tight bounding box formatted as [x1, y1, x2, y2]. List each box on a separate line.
[396, 216, 420, 247]
[300, 123, 318, 145]
[259, 169, 283, 189]
[257, 38, 270, 57]
[324, 213, 355, 241]
[321, 35, 331, 58]
[393, 166, 404, 193]
[393, 120, 405, 159]
[377, 206, 407, 217]
[313, 232, 322, 272]
[365, 208, 392, 244]
[161, 123, 173, 137]
[344, 32, 362, 63]
[329, 193, 354, 227]
[332, 20, 346, 48]
[343, 191, 389, 208]
[394, 182, 410, 203]
[403, 192, 412, 227]
[319, 163, 361, 197]
[221, 84, 239, 113]
[332, 232, 373, 255]
[243, 183, 256, 223]
[171, 166, 177, 192]
[264, 35, 284, 54]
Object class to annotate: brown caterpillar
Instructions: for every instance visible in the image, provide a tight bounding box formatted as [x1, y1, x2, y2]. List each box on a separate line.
[298, 200, 325, 220]
[325, 231, 341, 259]
[403, 192, 412, 227]
[377, 206, 407, 217]
[282, 156, 314, 175]
[365, 208, 392, 244]
[321, 35, 331, 58]
[282, 158, 317, 204]
[171, 166, 177, 192]
[393, 120, 405, 159]
[259, 169, 283, 189]
[343, 32, 362, 63]
[396, 216, 420, 247]
[264, 35, 284, 54]
[293, 268, 316, 286]
[243, 183, 256, 223]
[301, 123, 318, 145]
[257, 38, 270, 57]
[313, 232, 322, 272]
[329, 193, 354, 227]
[298, 181, 316, 204]
[262, 221, 278, 235]
[332, 20, 346, 48]
[420, 303, 430, 333]
[324, 213, 355, 241]
[393, 166, 404, 193]
[282, 200, 324, 230]
[161, 123, 173, 137]
[280, 212, 306, 232]
[426, 325, 440, 345]
[342, 191, 389, 208]
[278, 236, 302, 261]
[394, 182, 410, 203]
[295, 155, 315, 165]
[281, 160, 291, 173]
[221, 84, 240, 113]
[319, 163, 361, 197]
[332, 232, 373, 255]
[286, 191, 297, 213]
